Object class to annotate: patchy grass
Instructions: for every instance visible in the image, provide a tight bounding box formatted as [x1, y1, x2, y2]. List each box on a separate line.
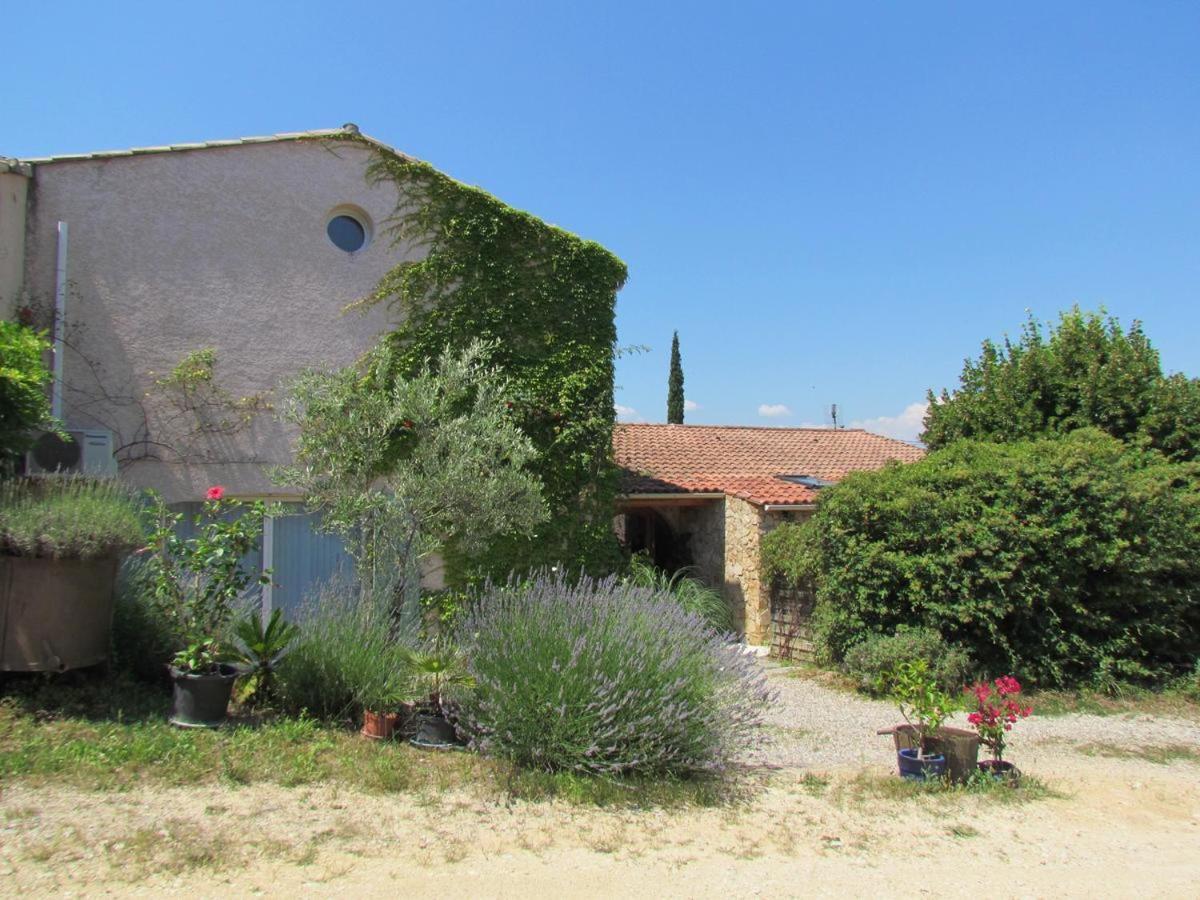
[0, 672, 737, 809]
[1029, 687, 1200, 720]
[775, 661, 860, 695]
[830, 770, 1058, 807]
[1073, 742, 1200, 765]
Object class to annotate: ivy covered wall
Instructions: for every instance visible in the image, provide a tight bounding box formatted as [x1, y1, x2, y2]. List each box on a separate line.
[347, 138, 628, 580]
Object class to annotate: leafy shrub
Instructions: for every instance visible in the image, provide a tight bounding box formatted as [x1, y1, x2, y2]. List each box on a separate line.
[922, 307, 1200, 463]
[843, 628, 972, 696]
[765, 430, 1200, 688]
[457, 572, 771, 777]
[110, 558, 186, 683]
[0, 476, 144, 559]
[0, 321, 55, 466]
[625, 553, 733, 634]
[276, 579, 416, 721]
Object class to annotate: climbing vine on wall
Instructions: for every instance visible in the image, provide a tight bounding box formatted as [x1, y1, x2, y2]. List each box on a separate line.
[340, 136, 628, 580]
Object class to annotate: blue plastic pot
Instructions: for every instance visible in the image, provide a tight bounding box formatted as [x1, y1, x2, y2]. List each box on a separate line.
[897, 748, 946, 781]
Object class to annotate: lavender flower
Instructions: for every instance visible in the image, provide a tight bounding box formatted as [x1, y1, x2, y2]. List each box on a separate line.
[457, 571, 773, 777]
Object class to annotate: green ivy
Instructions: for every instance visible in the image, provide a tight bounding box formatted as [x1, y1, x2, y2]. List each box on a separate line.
[340, 137, 628, 581]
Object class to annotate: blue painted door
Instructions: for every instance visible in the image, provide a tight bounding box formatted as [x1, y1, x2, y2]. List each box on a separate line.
[269, 510, 356, 619]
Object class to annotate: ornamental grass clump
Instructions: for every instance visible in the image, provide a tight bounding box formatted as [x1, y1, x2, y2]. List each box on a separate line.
[458, 572, 772, 778]
[0, 476, 144, 560]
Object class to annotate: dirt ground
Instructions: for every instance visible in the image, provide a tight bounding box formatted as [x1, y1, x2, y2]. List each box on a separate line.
[3, 670, 1198, 898]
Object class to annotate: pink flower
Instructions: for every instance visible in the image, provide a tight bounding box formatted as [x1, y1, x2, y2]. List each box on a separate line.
[205, 485, 226, 501]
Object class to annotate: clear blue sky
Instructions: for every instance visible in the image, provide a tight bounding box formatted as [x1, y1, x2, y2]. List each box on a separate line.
[4, 2, 1197, 440]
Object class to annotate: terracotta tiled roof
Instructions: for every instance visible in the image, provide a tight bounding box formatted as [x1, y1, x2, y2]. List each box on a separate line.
[613, 424, 925, 506]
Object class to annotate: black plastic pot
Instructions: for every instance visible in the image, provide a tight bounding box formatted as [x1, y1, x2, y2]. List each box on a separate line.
[897, 747, 946, 781]
[409, 712, 458, 750]
[169, 664, 238, 728]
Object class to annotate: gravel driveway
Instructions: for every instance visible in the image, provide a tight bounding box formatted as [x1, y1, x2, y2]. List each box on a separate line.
[752, 661, 1200, 771]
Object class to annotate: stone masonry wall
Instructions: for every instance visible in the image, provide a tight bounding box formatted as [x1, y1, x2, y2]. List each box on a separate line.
[678, 499, 725, 590]
[723, 496, 769, 643]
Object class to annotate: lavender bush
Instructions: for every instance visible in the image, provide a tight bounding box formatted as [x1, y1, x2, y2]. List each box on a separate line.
[458, 573, 772, 777]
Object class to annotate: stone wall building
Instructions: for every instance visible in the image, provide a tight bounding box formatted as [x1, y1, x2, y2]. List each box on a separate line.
[613, 424, 923, 647]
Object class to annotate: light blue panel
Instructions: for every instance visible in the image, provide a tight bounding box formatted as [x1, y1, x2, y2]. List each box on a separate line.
[269, 511, 356, 619]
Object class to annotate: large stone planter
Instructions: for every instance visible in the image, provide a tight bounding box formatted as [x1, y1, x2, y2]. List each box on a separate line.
[0, 556, 120, 672]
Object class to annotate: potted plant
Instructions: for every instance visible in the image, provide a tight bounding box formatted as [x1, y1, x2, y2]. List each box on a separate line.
[231, 607, 299, 710]
[887, 659, 958, 780]
[403, 643, 474, 749]
[965, 675, 1032, 780]
[356, 661, 415, 741]
[146, 486, 272, 728]
[0, 477, 143, 671]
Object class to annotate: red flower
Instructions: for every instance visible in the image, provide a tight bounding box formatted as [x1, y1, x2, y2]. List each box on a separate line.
[205, 486, 226, 501]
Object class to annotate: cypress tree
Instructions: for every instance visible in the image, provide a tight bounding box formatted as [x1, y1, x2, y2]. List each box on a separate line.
[667, 331, 685, 424]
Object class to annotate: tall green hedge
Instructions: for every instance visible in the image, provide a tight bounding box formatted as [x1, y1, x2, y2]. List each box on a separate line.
[763, 430, 1200, 688]
[350, 140, 628, 581]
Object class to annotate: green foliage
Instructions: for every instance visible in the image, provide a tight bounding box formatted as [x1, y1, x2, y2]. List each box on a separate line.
[887, 660, 960, 755]
[0, 321, 55, 466]
[153, 348, 270, 437]
[171, 639, 221, 674]
[767, 430, 1200, 688]
[276, 579, 417, 720]
[401, 643, 474, 711]
[0, 674, 732, 804]
[231, 608, 300, 709]
[0, 476, 143, 559]
[111, 559, 186, 682]
[667, 330, 685, 424]
[143, 494, 270, 670]
[279, 340, 547, 598]
[923, 307, 1200, 462]
[842, 627, 972, 696]
[351, 139, 628, 581]
[458, 573, 770, 777]
[625, 553, 733, 634]
[760, 516, 814, 587]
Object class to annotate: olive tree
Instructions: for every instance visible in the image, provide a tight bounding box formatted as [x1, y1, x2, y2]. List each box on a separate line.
[279, 340, 547, 601]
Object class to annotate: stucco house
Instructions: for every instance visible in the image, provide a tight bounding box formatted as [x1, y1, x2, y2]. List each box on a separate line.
[613, 423, 924, 647]
[0, 125, 618, 612]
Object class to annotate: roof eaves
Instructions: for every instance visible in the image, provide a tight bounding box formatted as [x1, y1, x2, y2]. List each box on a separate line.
[17, 126, 401, 166]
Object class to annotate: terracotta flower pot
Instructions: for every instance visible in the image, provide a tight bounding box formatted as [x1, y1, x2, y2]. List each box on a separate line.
[360, 709, 402, 740]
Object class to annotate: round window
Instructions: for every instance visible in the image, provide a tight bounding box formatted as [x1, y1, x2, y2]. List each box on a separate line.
[327, 213, 367, 253]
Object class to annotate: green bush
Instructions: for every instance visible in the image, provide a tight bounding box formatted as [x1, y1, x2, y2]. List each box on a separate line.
[0, 477, 144, 559]
[765, 430, 1200, 688]
[457, 573, 771, 777]
[276, 579, 415, 722]
[0, 321, 55, 466]
[110, 558, 186, 683]
[842, 628, 972, 696]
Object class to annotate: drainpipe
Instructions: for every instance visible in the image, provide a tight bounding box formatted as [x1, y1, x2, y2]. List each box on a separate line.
[51, 221, 68, 420]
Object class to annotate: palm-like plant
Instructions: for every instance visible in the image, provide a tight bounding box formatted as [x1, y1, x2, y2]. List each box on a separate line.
[232, 608, 300, 708]
[402, 643, 475, 713]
